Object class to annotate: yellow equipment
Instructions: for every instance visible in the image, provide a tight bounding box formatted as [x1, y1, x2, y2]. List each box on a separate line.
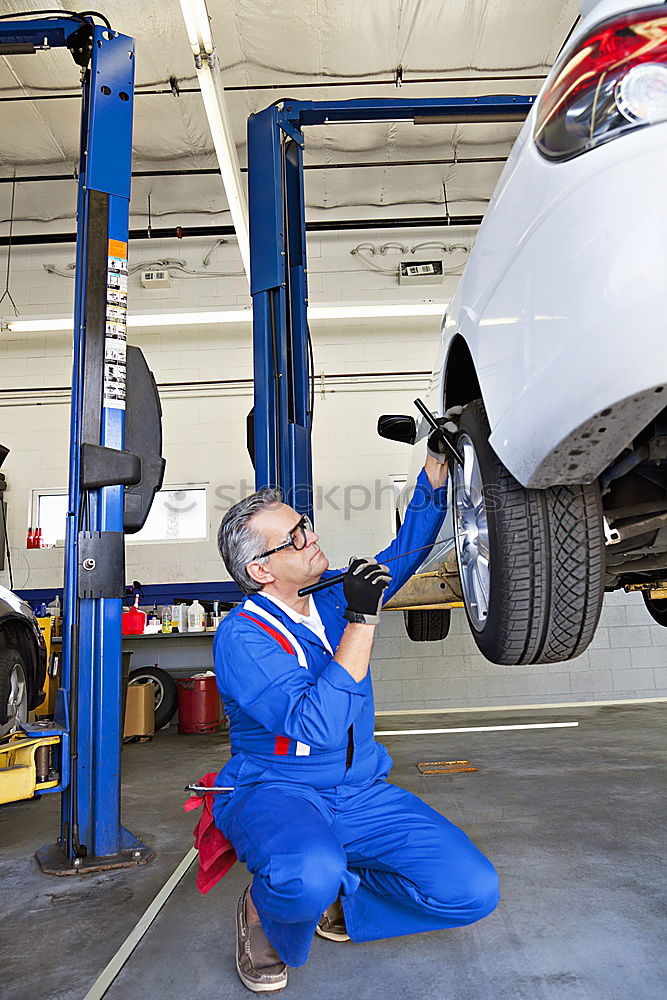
[34, 616, 58, 718]
[0, 730, 61, 804]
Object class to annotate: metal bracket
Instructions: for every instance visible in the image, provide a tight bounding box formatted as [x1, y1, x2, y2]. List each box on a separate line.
[277, 111, 305, 145]
[65, 21, 94, 69]
[77, 531, 125, 599]
[603, 517, 621, 546]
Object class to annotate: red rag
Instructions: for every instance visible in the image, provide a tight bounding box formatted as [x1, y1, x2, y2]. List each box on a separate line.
[184, 771, 237, 894]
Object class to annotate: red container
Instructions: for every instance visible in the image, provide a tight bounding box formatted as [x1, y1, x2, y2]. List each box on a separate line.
[122, 604, 146, 635]
[177, 676, 220, 734]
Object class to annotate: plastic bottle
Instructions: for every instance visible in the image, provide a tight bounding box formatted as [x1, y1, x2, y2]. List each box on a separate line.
[187, 599, 205, 633]
[27, 528, 34, 549]
[47, 594, 62, 637]
[176, 603, 188, 633]
[161, 605, 173, 634]
[148, 601, 159, 626]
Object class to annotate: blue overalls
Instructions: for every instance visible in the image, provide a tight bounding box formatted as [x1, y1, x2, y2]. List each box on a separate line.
[212, 469, 499, 967]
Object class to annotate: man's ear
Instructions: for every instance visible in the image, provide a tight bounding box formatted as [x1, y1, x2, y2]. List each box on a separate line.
[246, 560, 275, 587]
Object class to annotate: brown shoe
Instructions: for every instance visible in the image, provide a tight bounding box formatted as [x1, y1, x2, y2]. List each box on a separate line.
[236, 886, 288, 993]
[316, 897, 350, 942]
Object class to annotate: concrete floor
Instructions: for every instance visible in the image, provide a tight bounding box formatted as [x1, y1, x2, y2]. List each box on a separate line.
[1, 703, 666, 1000]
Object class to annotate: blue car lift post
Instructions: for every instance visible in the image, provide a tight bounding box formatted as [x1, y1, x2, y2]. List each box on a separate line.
[247, 95, 534, 510]
[0, 14, 153, 873]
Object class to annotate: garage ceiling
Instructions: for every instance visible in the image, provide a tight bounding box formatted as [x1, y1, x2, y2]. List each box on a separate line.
[0, 0, 579, 236]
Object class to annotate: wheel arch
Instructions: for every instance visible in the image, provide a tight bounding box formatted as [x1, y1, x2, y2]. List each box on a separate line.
[443, 335, 482, 411]
[0, 615, 45, 710]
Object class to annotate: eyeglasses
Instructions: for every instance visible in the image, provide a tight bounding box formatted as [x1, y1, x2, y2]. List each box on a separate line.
[257, 514, 314, 559]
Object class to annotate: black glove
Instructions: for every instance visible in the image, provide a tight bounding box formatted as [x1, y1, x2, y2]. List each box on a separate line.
[343, 557, 392, 625]
[426, 406, 464, 464]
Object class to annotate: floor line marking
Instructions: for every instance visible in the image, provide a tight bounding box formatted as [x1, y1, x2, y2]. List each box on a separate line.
[83, 846, 198, 1000]
[375, 697, 667, 716]
[375, 722, 579, 735]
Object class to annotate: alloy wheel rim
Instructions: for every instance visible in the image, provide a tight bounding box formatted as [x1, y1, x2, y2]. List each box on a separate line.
[132, 675, 164, 709]
[7, 662, 28, 722]
[453, 434, 491, 632]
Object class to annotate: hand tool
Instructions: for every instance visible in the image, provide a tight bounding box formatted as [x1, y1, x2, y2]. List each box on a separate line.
[413, 397, 464, 468]
[185, 783, 235, 795]
[298, 543, 441, 597]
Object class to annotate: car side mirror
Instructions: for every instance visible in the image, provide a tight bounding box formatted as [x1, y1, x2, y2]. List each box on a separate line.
[377, 414, 417, 445]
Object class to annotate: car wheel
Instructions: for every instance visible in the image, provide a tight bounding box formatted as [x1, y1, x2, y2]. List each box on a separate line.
[0, 648, 29, 727]
[403, 609, 451, 642]
[128, 666, 178, 730]
[451, 399, 605, 665]
[642, 591, 667, 627]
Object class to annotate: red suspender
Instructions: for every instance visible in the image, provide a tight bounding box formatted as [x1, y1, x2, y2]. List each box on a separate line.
[239, 613, 295, 653]
[239, 612, 295, 755]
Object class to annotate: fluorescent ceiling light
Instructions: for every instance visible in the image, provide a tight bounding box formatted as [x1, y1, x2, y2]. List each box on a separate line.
[194, 2, 214, 54]
[179, 0, 213, 54]
[6, 303, 447, 334]
[126, 310, 252, 327]
[179, 0, 250, 281]
[7, 317, 73, 333]
[195, 65, 250, 278]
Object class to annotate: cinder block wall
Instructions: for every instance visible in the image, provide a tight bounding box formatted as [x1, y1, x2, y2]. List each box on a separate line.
[1, 233, 664, 709]
[372, 591, 667, 711]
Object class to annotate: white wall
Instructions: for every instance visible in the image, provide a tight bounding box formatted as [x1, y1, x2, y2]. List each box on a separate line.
[0, 230, 664, 709]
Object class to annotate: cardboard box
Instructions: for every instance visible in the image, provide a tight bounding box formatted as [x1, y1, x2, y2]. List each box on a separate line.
[123, 682, 155, 739]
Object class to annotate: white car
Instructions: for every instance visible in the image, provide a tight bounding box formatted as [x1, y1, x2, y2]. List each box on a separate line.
[380, 0, 667, 664]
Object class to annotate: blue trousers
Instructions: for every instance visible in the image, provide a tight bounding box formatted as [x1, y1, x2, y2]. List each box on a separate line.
[218, 777, 499, 967]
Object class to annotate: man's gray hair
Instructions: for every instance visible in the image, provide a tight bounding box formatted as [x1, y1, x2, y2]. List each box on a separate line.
[217, 488, 283, 595]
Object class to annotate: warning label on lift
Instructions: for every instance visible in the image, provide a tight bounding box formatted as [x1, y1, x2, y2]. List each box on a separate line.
[103, 240, 128, 410]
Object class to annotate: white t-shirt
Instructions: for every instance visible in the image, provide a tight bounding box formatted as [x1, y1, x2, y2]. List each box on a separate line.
[262, 592, 334, 655]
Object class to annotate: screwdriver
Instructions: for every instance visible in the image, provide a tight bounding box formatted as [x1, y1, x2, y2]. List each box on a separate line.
[298, 542, 444, 597]
[185, 783, 235, 795]
[413, 397, 464, 468]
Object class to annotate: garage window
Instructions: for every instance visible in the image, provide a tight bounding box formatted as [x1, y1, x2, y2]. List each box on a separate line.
[33, 491, 68, 547]
[31, 486, 208, 546]
[132, 486, 208, 543]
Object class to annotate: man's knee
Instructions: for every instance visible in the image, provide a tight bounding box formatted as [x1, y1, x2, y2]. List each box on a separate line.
[269, 841, 347, 922]
[462, 857, 500, 915]
[427, 853, 499, 918]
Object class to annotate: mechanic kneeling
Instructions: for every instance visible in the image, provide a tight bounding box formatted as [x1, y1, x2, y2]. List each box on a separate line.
[212, 420, 499, 992]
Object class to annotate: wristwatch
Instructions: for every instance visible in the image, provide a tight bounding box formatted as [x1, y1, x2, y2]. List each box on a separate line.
[344, 609, 380, 625]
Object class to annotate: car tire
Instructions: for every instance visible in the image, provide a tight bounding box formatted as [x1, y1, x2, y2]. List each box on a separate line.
[642, 591, 667, 627]
[452, 399, 605, 665]
[403, 609, 451, 642]
[0, 647, 29, 727]
[128, 666, 178, 730]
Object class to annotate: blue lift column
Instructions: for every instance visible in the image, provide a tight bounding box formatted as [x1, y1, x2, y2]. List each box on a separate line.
[247, 106, 313, 519]
[0, 16, 155, 873]
[59, 24, 152, 869]
[247, 96, 535, 521]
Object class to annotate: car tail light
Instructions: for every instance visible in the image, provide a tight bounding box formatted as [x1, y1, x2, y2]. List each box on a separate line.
[534, 5, 667, 161]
